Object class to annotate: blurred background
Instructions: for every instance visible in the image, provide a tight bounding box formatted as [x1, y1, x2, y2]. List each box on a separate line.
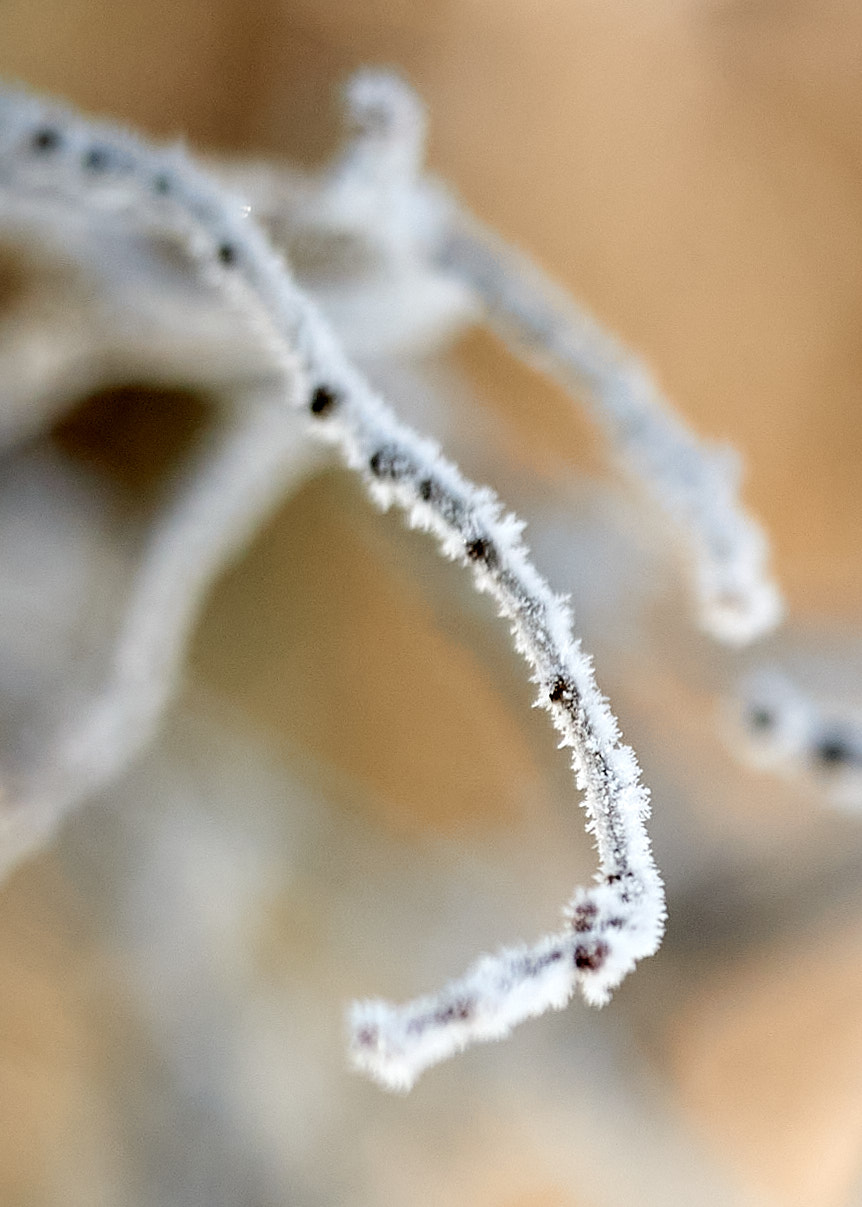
[0, 1, 861, 1204]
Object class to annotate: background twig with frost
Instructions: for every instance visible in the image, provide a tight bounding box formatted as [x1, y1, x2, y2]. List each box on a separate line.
[731, 667, 862, 810]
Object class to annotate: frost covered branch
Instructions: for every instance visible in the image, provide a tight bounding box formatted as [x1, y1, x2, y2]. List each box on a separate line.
[226, 70, 782, 645]
[431, 216, 782, 645]
[733, 668, 862, 811]
[1, 398, 319, 876]
[0, 78, 668, 1089]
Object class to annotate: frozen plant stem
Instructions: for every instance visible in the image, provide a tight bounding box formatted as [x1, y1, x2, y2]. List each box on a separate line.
[432, 212, 782, 645]
[0, 81, 663, 1089]
[362, 69, 782, 644]
[733, 668, 862, 811]
[3, 399, 317, 876]
[230, 70, 782, 646]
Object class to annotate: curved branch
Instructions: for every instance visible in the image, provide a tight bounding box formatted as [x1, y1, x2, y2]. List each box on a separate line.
[221, 70, 782, 645]
[0, 79, 665, 1090]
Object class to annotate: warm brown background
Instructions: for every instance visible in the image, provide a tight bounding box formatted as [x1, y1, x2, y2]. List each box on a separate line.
[0, 3, 861, 1205]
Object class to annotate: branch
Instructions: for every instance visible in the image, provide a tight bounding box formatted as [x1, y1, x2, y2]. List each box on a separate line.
[732, 667, 862, 810]
[224, 70, 782, 645]
[431, 212, 782, 645]
[0, 78, 664, 1089]
[2, 398, 322, 877]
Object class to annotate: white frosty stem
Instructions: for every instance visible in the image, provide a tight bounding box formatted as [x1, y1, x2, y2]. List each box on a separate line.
[327, 69, 427, 239]
[733, 668, 862, 811]
[0, 80, 664, 1089]
[428, 214, 782, 646]
[52, 403, 314, 785]
[3, 399, 319, 875]
[231, 71, 782, 646]
[363, 72, 781, 644]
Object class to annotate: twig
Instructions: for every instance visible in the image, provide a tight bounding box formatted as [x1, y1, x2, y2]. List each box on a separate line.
[227, 70, 781, 645]
[0, 78, 664, 1089]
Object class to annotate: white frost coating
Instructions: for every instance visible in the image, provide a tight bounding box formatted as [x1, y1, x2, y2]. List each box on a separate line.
[227, 70, 781, 645]
[0, 92, 326, 868]
[0, 80, 664, 1088]
[329, 69, 427, 246]
[732, 668, 862, 811]
[371, 69, 782, 644]
[430, 214, 782, 646]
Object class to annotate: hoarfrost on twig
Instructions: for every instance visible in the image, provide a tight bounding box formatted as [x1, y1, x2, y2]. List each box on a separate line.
[0, 74, 669, 1089]
[1, 397, 320, 877]
[733, 668, 862, 811]
[224, 69, 782, 645]
[432, 213, 783, 645]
